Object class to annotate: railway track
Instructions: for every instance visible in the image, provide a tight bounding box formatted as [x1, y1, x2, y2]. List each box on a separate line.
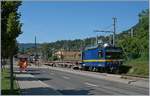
[43, 61, 149, 79]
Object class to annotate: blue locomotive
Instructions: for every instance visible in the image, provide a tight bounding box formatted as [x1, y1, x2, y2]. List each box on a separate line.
[81, 43, 123, 73]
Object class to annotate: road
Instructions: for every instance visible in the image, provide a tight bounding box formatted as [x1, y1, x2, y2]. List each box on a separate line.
[26, 67, 149, 95]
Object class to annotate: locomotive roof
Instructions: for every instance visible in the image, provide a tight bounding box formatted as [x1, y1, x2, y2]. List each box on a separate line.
[84, 44, 103, 50]
[84, 44, 122, 51]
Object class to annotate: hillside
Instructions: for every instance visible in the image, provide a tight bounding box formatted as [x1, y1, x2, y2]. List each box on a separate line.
[18, 43, 41, 51]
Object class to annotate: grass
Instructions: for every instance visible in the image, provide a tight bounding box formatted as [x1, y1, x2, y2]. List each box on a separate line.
[123, 57, 149, 77]
[1, 68, 20, 95]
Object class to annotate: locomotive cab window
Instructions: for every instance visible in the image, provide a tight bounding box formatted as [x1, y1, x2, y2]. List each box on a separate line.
[105, 52, 122, 59]
[105, 48, 123, 59]
[105, 51, 123, 59]
[98, 51, 103, 59]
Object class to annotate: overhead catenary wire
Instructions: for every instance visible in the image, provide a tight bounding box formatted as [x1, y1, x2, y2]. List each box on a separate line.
[103, 24, 113, 31]
[94, 17, 117, 46]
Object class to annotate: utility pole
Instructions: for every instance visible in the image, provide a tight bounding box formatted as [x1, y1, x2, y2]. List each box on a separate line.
[94, 30, 112, 44]
[94, 17, 117, 46]
[22, 47, 24, 54]
[34, 36, 37, 65]
[91, 38, 94, 46]
[96, 35, 98, 45]
[83, 39, 86, 48]
[109, 35, 113, 44]
[112, 17, 117, 46]
[130, 28, 133, 37]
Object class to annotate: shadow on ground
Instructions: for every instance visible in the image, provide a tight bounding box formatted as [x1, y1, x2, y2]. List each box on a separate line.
[5, 75, 51, 81]
[14, 71, 41, 75]
[21, 87, 58, 95]
[57, 88, 94, 95]
[14, 76, 51, 81]
[1, 89, 20, 95]
[81, 65, 132, 74]
[27, 69, 40, 72]
[20, 87, 93, 95]
[119, 65, 132, 74]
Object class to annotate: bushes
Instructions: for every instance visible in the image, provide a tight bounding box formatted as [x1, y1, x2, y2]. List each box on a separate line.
[124, 58, 149, 76]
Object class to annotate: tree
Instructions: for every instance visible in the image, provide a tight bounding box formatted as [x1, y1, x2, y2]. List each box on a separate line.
[117, 9, 149, 60]
[1, 1, 22, 93]
[2, 1, 22, 58]
[39, 43, 52, 61]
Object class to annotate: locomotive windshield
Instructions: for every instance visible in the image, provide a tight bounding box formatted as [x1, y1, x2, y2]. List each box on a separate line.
[105, 48, 123, 59]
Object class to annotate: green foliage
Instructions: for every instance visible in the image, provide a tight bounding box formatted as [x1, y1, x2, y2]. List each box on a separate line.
[117, 9, 149, 60]
[124, 58, 149, 76]
[49, 55, 58, 61]
[1, 1, 22, 58]
[7, 12, 22, 39]
[39, 43, 52, 61]
[116, 9, 149, 76]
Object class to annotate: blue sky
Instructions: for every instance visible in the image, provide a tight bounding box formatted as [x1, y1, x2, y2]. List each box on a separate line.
[17, 1, 148, 43]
